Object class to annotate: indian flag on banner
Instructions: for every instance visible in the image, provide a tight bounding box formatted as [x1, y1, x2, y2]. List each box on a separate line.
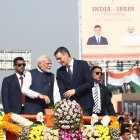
[107, 68, 140, 93]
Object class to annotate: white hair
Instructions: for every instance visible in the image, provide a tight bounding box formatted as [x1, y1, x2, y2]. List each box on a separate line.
[37, 55, 50, 65]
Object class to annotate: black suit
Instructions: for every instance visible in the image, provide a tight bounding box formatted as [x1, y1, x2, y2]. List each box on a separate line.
[1, 74, 22, 114]
[97, 84, 115, 116]
[87, 36, 108, 45]
[56, 59, 94, 113]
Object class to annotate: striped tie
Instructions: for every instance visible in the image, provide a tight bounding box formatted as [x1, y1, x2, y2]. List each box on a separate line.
[93, 84, 100, 113]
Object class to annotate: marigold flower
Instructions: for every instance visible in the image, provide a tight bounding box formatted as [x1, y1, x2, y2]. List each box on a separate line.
[2, 121, 22, 135]
[2, 112, 13, 122]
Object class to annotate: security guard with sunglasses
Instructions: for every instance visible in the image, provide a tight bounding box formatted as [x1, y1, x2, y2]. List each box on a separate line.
[1, 57, 26, 114]
[91, 66, 116, 116]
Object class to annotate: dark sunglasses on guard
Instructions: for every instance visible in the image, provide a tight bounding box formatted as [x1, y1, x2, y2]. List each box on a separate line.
[16, 63, 26, 67]
[95, 72, 103, 75]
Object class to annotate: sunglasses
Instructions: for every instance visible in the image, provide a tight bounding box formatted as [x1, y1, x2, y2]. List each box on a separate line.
[16, 63, 26, 67]
[95, 72, 103, 75]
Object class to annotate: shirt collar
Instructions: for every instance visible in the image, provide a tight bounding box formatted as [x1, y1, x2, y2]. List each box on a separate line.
[95, 35, 101, 39]
[16, 73, 24, 79]
[68, 58, 74, 67]
[37, 67, 43, 73]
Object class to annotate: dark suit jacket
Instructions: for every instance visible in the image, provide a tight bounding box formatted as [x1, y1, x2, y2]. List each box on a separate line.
[98, 84, 115, 116]
[1, 74, 22, 114]
[56, 59, 94, 110]
[87, 36, 108, 45]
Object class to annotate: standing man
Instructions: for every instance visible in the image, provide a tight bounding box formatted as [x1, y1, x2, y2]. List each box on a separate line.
[54, 47, 94, 116]
[87, 25, 108, 45]
[1, 57, 26, 114]
[22, 55, 54, 114]
[91, 66, 115, 116]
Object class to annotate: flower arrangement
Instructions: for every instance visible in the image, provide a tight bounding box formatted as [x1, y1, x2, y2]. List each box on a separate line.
[2, 121, 22, 135]
[41, 127, 60, 140]
[53, 99, 83, 130]
[36, 112, 44, 124]
[81, 125, 110, 139]
[11, 113, 33, 126]
[28, 124, 44, 140]
[91, 114, 98, 126]
[53, 99, 83, 139]
[0, 112, 6, 139]
[95, 125, 110, 140]
[101, 115, 110, 126]
[0, 101, 122, 140]
[109, 116, 120, 129]
[109, 127, 120, 140]
[81, 125, 95, 139]
[2, 112, 13, 122]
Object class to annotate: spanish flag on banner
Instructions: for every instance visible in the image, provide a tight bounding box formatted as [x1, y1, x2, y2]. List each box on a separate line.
[107, 68, 140, 93]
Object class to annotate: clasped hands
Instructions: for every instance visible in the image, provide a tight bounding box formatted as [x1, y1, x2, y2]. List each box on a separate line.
[63, 89, 76, 99]
[38, 94, 50, 104]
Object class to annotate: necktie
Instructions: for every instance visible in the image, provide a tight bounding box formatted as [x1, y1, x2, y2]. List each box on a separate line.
[67, 65, 72, 80]
[19, 76, 25, 105]
[19, 76, 23, 87]
[97, 38, 100, 44]
[93, 85, 100, 113]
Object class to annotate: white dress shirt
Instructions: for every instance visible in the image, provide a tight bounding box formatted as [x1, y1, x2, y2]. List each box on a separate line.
[95, 35, 101, 44]
[121, 34, 140, 46]
[66, 58, 74, 73]
[16, 73, 24, 87]
[22, 67, 61, 103]
[92, 84, 101, 112]
[21, 69, 40, 99]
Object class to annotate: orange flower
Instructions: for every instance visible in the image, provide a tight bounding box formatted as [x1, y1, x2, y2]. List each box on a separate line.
[110, 116, 118, 122]
[2, 121, 22, 135]
[2, 112, 13, 122]
[109, 116, 120, 129]
[110, 121, 120, 129]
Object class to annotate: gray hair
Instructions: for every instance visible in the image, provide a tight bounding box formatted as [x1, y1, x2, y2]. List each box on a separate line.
[37, 55, 50, 65]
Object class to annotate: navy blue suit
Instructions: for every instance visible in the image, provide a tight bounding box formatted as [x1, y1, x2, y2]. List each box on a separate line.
[87, 36, 108, 45]
[98, 84, 115, 116]
[56, 59, 94, 112]
[24, 69, 54, 114]
[1, 74, 22, 114]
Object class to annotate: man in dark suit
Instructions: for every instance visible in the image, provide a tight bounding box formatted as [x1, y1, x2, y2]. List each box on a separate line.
[54, 47, 94, 116]
[87, 25, 108, 45]
[1, 57, 26, 114]
[22, 55, 54, 114]
[91, 66, 115, 116]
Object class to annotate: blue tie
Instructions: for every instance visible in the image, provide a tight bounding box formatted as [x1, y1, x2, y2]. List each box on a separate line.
[97, 38, 100, 44]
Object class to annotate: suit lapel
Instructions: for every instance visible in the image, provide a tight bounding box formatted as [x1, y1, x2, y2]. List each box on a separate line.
[93, 36, 97, 44]
[72, 59, 77, 83]
[99, 84, 104, 104]
[63, 66, 72, 85]
[13, 74, 21, 90]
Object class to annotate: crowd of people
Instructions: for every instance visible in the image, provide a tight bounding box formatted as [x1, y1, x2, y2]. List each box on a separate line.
[119, 115, 140, 140]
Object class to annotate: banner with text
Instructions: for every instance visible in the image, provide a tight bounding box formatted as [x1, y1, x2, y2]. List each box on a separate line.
[81, 0, 140, 61]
